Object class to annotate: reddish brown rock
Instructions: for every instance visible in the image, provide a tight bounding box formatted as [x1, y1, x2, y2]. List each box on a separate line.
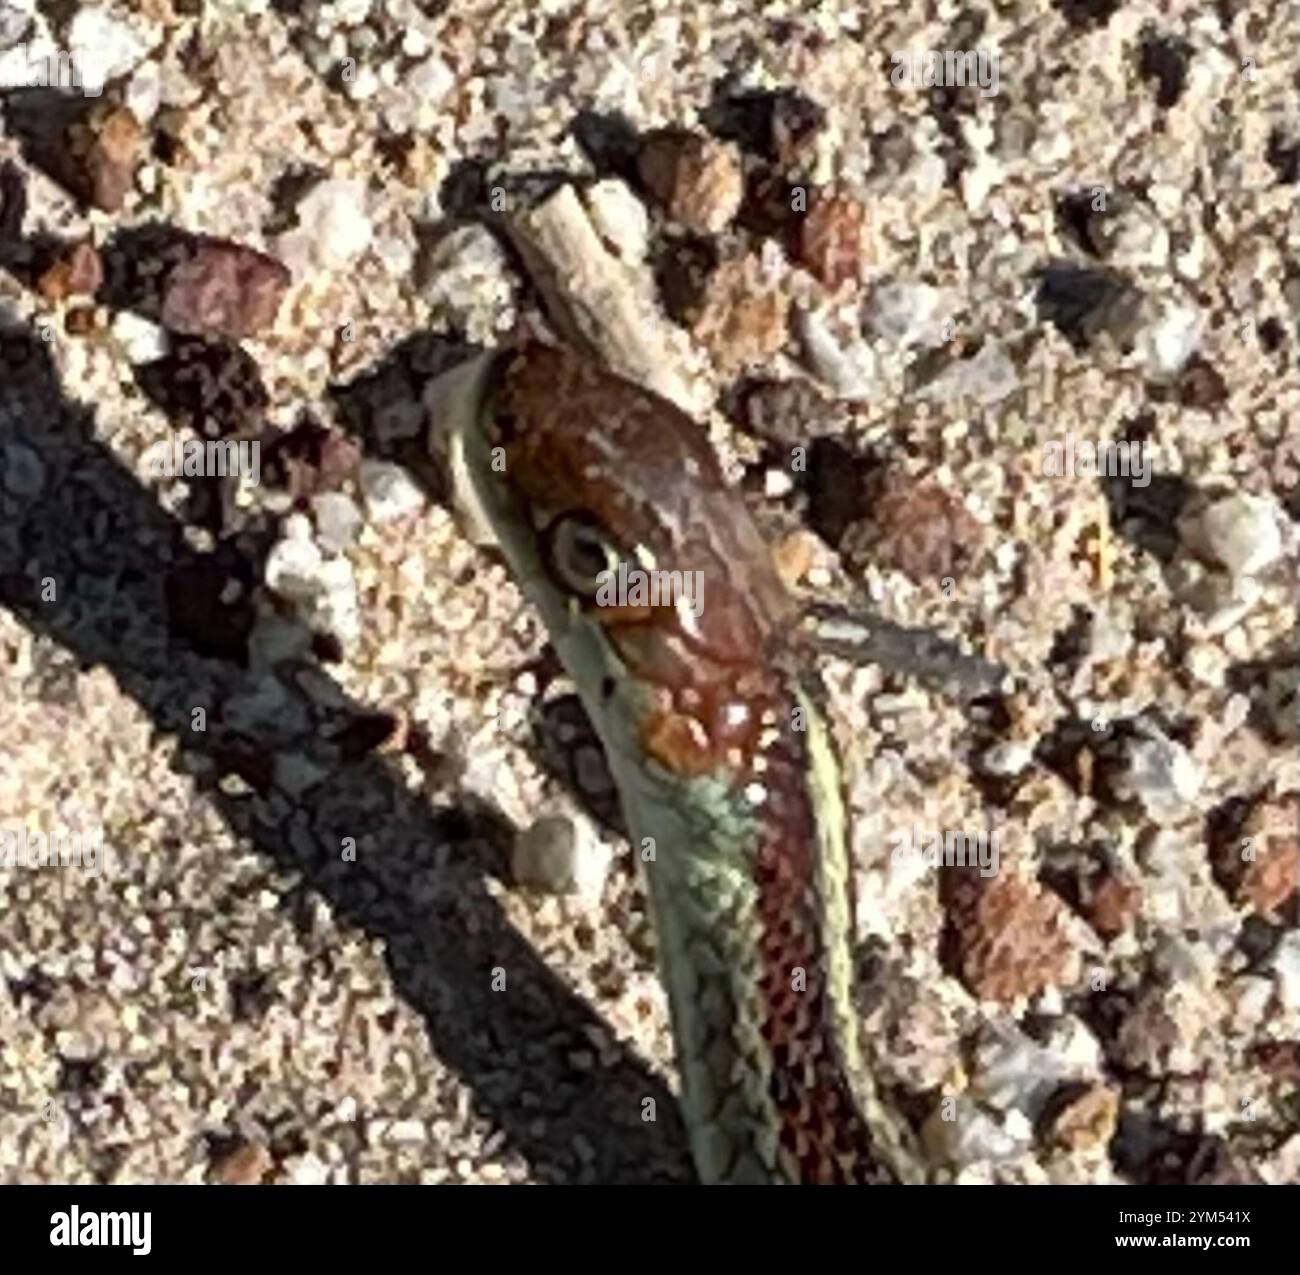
[850, 471, 984, 582]
[637, 129, 743, 235]
[1081, 867, 1141, 938]
[1041, 1081, 1120, 1152]
[942, 868, 1081, 1004]
[691, 254, 789, 375]
[262, 416, 362, 504]
[69, 105, 145, 213]
[37, 241, 103, 302]
[797, 190, 872, 290]
[1210, 793, 1298, 922]
[1237, 839, 1299, 920]
[160, 238, 291, 340]
[208, 1140, 273, 1186]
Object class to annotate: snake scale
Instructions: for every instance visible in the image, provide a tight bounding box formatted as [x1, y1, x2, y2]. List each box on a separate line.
[433, 341, 929, 1185]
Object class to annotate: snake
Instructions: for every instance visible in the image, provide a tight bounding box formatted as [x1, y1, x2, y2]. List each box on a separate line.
[432, 340, 930, 1185]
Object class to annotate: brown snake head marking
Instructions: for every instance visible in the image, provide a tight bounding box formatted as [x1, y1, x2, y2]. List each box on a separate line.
[486, 341, 799, 780]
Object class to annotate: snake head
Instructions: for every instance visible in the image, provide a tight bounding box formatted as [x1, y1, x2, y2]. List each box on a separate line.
[430, 341, 797, 777]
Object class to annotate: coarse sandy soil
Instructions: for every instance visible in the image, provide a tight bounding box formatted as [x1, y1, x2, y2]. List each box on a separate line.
[0, 0, 1296, 1185]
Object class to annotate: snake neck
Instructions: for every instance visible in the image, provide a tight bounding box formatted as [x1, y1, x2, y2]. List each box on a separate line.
[608, 666, 923, 1184]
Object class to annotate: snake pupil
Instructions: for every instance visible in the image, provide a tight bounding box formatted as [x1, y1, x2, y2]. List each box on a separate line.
[547, 514, 618, 596]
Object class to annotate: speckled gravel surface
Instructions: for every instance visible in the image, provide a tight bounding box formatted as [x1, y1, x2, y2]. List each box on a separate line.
[0, 0, 1296, 1185]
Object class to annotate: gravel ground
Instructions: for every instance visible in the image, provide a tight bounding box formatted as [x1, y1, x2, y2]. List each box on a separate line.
[0, 0, 1296, 1185]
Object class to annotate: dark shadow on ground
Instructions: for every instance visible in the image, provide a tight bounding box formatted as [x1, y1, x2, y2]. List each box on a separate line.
[0, 295, 690, 1183]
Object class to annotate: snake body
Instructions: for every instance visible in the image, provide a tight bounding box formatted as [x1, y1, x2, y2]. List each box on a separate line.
[435, 342, 926, 1184]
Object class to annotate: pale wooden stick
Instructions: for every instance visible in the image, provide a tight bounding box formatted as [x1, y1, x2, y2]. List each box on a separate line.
[504, 184, 709, 417]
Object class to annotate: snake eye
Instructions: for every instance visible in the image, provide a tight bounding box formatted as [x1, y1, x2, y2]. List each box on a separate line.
[545, 514, 621, 598]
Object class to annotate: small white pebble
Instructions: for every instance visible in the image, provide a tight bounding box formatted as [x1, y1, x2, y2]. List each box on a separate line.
[1141, 301, 1202, 379]
[511, 816, 611, 905]
[921, 342, 1019, 408]
[359, 460, 425, 523]
[1186, 492, 1283, 581]
[408, 54, 455, 105]
[402, 29, 430, 58]
[866, 282, 948, 349]
[981, 741, 1034, 776]
[1183, 642, 1227, 688]
[265, 517, 361, 642]
[67, 7, 154, 93]
[763, 468, 793, 498]
[311, 491, 363, 552]
[111, 311, 169, 364]
[286, 179, 373, 270]
[344, 63, 381, 101]
[1092, 201, 1169, 271]
[1116, 724, 1202, 824]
